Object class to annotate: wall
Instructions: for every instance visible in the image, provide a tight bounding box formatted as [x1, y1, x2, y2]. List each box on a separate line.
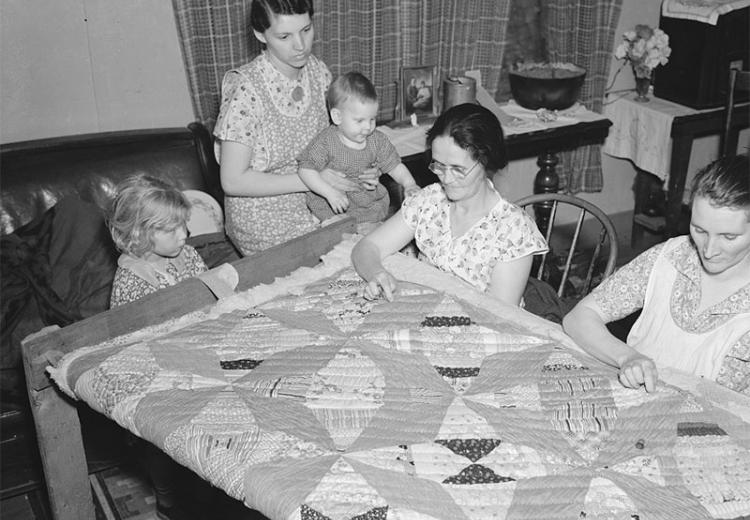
[0, 0, 193, 143]
[2, 1, 744, 214]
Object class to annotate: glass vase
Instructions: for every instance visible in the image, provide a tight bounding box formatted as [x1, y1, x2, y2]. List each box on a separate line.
[634, 75, 652, 102]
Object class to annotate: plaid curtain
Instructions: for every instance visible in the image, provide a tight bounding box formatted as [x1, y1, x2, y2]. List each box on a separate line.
[545, 0, 622, 193]
[171, 0, 511, 132]
[172, 1, 258, 132]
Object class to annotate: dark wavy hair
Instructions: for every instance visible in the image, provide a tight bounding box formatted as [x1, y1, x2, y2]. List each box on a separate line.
[690, 154, 750, 218]
[426, 103, 508, 177]
[250, 0, 314, 33]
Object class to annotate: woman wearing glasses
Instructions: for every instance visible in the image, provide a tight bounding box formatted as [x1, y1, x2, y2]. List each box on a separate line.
[352, 103, 547, 306]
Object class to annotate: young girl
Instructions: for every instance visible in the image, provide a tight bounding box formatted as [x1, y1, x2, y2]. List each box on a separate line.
[108, 174, 208, 519]
[109, 174, 207, 307]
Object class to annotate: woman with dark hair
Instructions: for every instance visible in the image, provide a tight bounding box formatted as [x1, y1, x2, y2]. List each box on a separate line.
[351, 103, 548, 306]
[564, 154, 750, 394]
[213, 0, 376, 255]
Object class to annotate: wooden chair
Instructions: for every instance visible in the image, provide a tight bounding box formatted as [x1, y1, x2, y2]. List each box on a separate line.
[515, 193, 619, 299]
[720, 66, 750, 157]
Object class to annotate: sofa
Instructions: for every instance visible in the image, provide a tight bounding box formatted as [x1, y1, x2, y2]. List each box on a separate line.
[0, 121, 409, 413]
[0, 122, 240, 429]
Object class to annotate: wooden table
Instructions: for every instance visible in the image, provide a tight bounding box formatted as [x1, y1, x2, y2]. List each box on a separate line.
[604, 94, 749, 238]
[380, 106, 612, 195]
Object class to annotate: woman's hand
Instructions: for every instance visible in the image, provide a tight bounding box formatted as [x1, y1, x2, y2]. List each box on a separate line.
[618, 353, 658, 392]
[363, 270, 398, 301]
[320, 168, 360, 192]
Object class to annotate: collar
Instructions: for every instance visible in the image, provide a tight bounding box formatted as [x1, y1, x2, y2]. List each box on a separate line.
[667, 237, 750, 314]
[118, 253, 181, 287]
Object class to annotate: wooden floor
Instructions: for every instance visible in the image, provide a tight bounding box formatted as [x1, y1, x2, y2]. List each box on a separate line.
[0, 210, 664, 519]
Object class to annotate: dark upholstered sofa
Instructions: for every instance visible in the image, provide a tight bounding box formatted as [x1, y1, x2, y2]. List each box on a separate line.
[0, 122, 238, 419]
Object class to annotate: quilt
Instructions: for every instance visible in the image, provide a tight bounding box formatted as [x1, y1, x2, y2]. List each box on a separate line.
[51, 245, 750, 520]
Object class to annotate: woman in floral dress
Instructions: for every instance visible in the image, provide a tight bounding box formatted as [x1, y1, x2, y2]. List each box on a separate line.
[351, 103, 548, 307]
[564, 154, 750, 395]
[213, 0, 374, 255]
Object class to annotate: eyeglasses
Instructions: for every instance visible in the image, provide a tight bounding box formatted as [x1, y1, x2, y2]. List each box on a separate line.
[428, 159, 479, 180]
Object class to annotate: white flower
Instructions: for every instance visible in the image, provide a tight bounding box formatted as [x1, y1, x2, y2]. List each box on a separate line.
[615, 42, 628, 59]
[614, 24, 671, 71]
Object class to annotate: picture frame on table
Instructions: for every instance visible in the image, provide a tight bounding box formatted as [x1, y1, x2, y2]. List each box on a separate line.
[400, 65, 438, 122]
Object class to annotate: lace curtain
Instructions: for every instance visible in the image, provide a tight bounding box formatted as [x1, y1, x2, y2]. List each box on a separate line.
[172, 0, 511, 132]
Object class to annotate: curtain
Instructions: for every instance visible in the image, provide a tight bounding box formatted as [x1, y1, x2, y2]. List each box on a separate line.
[544, 0, 622, 193]
[171, 0, 511, 132]
[172, 1, 258, 132]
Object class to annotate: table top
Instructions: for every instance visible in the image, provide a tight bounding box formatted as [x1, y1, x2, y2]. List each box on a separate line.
[380, 101, 611, 161]
[50, 237, 750, 520]
[603, 93, 749, 183]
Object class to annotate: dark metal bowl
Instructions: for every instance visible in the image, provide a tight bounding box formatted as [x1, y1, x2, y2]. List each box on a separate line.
[509, 64, 586, 110]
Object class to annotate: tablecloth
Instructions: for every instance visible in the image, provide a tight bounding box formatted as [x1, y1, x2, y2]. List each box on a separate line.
[602, 94, 700, 184]
[661, 0, 750, 25]
[49, 236, 750, 520]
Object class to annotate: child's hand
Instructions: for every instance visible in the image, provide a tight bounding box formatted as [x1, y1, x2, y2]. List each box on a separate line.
[359, 164, 380, 191]
[325, 189, 349, 214]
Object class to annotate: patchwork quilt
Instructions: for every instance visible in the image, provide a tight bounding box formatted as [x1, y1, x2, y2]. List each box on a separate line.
[52, 256, 750, 520]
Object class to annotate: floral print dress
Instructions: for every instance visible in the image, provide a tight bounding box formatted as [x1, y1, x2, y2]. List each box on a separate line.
[110, 245, 207, 307]
[213, 52, 332, 255]
[400, 182, 548, 293]
[591, 236, 750, 394]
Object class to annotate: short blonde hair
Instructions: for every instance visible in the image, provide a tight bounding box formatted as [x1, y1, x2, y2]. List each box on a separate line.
[108, 174, 190, 257]
[326, 71, 377, 111]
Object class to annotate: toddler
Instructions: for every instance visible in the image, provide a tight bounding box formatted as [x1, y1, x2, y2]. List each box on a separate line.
[109, 174, 207, 307]
[298, 71, 420, 228]
[108, 173, 207, 520]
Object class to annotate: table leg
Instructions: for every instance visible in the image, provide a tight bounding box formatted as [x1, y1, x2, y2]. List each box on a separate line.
[533, 151, 559, 235]
[666, 136, 694, 238]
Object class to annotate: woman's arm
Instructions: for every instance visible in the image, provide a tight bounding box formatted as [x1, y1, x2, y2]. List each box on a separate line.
[351, 212, 415, 301]
[563, 297, 658, 392]
[220, 140, 363, 197]
[220, 141, 308, 196]
[486, 254, 534, 306]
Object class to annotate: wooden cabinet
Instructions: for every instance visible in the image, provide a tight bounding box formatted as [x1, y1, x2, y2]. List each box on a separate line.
[654, 7, 749, 109]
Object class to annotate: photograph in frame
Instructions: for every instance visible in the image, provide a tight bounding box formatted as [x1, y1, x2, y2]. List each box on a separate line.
[400, 65, 437, 121]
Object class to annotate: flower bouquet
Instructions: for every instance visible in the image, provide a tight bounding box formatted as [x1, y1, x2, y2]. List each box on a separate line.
[614, 24, 671, 102]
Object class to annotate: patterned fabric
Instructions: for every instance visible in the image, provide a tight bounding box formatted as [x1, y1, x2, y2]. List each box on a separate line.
[109, 245, 207, 307]
[717, 333, 750, 394]
[299, 126, 401, 224]
[213, 53, 331, 255]
[591, 236, 750, 391]
[171, 0, 512, 129]
[53, 263, 750, 520]
[401, 183, 548, 292]
[545, 0, 623, 193]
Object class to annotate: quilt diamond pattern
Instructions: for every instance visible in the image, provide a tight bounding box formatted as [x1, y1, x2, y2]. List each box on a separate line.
[54, 267, 750, 520]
